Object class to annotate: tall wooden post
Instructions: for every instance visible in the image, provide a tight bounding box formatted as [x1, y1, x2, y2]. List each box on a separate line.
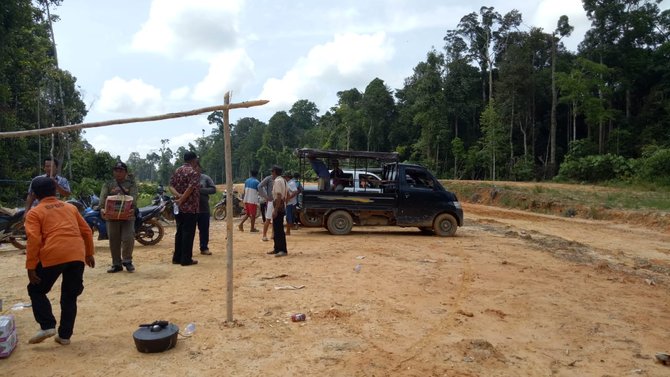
[223, 92, 234, 322]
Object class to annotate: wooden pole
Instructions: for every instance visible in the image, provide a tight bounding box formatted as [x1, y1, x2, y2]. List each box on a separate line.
[223, 92, 234, 322]
[0, 101, 268, 139]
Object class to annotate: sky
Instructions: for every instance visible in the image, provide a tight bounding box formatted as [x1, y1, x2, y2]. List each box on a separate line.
[50, 0, 599, 161]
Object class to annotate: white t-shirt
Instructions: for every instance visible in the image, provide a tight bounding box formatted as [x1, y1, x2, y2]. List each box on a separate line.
[287, 179, 298, 205]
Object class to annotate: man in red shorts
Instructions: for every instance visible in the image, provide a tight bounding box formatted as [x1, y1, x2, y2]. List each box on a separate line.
[238, 170, 260, 232]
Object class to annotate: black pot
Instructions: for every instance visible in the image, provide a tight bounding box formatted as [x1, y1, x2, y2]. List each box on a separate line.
[133, 323, 179, 353]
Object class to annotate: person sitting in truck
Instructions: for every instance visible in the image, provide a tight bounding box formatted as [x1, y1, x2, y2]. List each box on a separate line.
[330, 159, 347, 191]
[308, 155, 330, 191]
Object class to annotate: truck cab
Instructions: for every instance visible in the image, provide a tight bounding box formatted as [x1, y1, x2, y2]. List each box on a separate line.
[296, 148, 463, 236]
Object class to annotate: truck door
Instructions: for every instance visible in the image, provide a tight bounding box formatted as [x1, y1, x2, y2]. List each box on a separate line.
[396, 166, 441, 226]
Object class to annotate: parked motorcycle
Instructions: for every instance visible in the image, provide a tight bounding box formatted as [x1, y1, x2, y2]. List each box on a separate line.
[0, 207, 27, 249]
[152, 193, 175, 222]
[213, 190, 261, 221]
[83, 201, 166, 246]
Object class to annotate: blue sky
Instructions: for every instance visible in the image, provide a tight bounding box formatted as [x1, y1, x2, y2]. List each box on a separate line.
[51, 0, 599, 161]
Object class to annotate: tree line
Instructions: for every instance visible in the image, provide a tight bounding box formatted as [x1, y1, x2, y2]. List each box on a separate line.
[2, 1, 669, 206]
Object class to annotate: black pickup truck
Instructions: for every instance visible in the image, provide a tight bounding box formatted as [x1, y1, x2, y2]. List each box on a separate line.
[296, 148, 463, 236]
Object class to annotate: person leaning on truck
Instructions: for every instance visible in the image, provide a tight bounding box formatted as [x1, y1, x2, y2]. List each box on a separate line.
[308, 155, 330, 191]
[330, 159, 347, 191]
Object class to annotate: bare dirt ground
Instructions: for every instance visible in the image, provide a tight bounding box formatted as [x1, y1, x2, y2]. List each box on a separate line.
[2, 190, 670, 376]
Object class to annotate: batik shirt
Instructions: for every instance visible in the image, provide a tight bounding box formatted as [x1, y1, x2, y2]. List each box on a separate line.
[170, 164, 200, 214]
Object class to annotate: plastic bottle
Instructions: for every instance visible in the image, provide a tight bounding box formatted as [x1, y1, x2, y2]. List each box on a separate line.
[354, 264, 362, 273]
[173, 203, 179, 215]
[183, 322, 195, 336]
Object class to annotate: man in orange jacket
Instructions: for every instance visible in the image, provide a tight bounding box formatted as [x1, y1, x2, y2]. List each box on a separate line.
[24, 177, 95, 345]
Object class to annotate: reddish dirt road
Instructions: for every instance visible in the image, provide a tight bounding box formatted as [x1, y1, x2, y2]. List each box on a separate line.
[1, 201, 669, 376]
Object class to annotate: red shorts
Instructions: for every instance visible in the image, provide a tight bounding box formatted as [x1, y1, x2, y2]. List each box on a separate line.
[244, 203, 257, 217]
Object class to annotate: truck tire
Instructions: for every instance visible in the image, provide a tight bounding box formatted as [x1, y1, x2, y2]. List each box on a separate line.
[433, 213, 457, 237]
[299, 211, 322, 227]
[327, 210, 353, 235]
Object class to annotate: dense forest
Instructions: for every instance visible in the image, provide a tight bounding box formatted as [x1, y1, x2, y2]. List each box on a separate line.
[1, 0, 669, 205]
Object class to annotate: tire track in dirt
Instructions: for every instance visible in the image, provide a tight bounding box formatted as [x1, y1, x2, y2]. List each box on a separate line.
[465, 203, 670, 286]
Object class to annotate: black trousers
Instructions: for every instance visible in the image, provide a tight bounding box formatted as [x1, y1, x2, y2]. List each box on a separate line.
[28, 261, 85, 339]
[260, 202, 267, 222]
[272, 210, 287, 253]
[173, 212, 197, 265]
[197, 212, 210, 251]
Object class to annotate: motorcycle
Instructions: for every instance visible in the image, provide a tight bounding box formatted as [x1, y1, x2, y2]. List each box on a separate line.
[0, 207, 27, 250]
[83, 201, 166, 246]
[152, 193, 175, 222]
[213, 190, 261, 221]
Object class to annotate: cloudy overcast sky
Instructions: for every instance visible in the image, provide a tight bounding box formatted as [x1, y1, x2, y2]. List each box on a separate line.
[51, 0, 601, 161]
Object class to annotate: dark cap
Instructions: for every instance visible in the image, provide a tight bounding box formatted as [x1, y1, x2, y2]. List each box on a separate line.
[113, 161, 128, 171]
[184, 151, 198, 162]
[31, 176, 56, 199]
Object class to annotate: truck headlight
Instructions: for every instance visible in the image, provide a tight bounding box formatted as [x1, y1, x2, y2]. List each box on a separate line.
[451, 201, 461, 209]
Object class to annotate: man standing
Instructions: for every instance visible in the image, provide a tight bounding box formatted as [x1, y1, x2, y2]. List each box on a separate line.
[169, 151, 200, 266]
[25, 157, 71, 211]
[196, 163, 216, 256]
[257, 169, 275, 242]
[24, 177, 95, 346]
[238, 170, 260, 233]
[267, 166, 288, 257]
[99, 161, 138, 273]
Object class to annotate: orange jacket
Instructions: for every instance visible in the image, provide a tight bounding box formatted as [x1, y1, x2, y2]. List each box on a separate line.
[25, 197, 94, 269]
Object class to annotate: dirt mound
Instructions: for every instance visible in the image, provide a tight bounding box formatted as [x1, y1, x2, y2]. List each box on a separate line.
[464, 186, 670, 232]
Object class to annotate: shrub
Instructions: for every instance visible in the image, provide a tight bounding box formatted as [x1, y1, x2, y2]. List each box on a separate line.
[637, 147, 670, 185]
[557, 153, 634, 182]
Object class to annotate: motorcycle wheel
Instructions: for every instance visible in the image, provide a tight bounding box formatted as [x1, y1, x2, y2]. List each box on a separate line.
[213, 206, 226, 221]
[10, 236, 27, 250]
[135, 219, 164, 246]
[10, 223, 27, 250]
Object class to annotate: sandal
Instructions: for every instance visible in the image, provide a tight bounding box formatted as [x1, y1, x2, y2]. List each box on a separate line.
[262, 237, 269, 241]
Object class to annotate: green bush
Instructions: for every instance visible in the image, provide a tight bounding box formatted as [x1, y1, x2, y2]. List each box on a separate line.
[637, 147, 670, 185]
[557, 153, 634, 182]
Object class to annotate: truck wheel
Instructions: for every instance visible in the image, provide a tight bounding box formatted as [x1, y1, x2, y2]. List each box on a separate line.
[299, 211, 322, 227]
[327, 210, 353, 235]
[433, 213, 457, 237]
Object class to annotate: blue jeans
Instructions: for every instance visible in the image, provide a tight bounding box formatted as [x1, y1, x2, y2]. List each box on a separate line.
[286, 204, 296, 225]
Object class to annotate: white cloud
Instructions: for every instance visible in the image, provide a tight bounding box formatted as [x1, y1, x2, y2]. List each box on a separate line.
[191, 49, 255, 102]
[169, 86, 190, 100]
[532, 0, 590, 50]
[259, 32, 394, 111]
[97, 77, 162, 114]
[130, 0, 244, 60]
